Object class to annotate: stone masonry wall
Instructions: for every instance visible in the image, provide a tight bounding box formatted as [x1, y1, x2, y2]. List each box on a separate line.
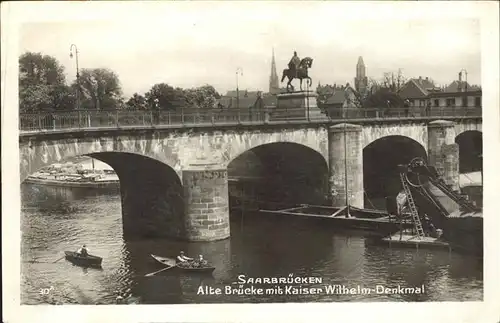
[328, 123, 364, 208]
[428, 120, 459, 190]
[182, 166, 230, 241]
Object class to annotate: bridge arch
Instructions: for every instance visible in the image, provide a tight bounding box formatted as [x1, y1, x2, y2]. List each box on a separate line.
[23, 151, 184, 240]
[19, 136, 180, 182]
[455, 130, 482, 174]
[363, 135, 427, 208]
[227, 142, 329, 210]
[455, 121, 482, 137]
[362, 124, 427, 150]
[213, 128, 329, 169]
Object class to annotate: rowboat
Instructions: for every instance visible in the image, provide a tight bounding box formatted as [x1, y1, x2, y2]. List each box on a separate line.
[150, 254, 216, 274]
[64, 251, 103, 268]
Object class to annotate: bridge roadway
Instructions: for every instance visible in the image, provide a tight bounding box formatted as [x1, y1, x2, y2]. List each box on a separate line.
[19, 106, 482, 242]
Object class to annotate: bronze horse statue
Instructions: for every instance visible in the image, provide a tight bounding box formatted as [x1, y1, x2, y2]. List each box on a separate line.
[281, 57, 313, 92]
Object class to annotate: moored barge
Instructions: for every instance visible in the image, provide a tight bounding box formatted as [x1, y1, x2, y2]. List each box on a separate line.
[259, 204, 413, 236]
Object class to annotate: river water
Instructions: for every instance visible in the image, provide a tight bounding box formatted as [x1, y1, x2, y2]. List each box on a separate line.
[21, 183, 483, 304]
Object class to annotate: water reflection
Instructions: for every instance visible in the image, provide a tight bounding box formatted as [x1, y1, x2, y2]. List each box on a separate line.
[21, 183, 482, 304]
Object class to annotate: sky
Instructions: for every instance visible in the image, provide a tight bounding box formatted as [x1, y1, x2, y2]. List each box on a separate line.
[18, 3, 481, 99]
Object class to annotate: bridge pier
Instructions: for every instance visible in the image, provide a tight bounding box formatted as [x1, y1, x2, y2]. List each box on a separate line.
[428, 120, 459, 191]
[328, 124, 364, 208]
[182, 163, 230, 241]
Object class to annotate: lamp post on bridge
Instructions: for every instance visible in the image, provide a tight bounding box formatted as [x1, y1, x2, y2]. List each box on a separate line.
[236, 67, 243, 109]
[69, 44, 80, 110]
[459, 68, 468, 110]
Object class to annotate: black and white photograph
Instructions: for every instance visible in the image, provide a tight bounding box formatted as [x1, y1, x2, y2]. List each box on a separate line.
[2, 1, 500, 323]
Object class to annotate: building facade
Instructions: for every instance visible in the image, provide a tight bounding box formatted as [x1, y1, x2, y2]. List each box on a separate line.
[398, 74, 482, 113]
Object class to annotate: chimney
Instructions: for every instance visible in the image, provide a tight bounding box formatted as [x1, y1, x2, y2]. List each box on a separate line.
[419, 76, 422, 81]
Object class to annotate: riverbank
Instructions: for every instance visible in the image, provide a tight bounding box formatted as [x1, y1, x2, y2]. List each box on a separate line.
[25, 171, 120, 189]
[24, 176, 120, 189]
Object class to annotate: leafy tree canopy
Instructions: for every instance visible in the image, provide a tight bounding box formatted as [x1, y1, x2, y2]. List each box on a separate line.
[19, 52, 71, 112]
[126, 93, 147, 110]
[73, 68, 124, 110]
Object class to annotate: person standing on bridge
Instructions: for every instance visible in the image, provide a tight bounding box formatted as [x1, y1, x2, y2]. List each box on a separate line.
[404, 99, 410, 117]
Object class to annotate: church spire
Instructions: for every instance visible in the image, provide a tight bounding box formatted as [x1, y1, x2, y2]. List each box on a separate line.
[355, 55, 368, 95]
[269, 48, 279, 95]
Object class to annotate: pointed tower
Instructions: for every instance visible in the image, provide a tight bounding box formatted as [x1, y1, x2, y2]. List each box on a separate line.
[354, 56, 368, 95]
[269, 48, 280, 95]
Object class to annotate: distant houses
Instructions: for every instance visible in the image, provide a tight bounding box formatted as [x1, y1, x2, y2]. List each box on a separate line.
[320, 83, 360, 110]
[317, 74, 481, 116]
[398, 74, 482, 109]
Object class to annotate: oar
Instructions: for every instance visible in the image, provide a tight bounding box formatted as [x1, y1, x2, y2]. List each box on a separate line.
[145, 265, 176, 277]
[52, 255, 66, 263]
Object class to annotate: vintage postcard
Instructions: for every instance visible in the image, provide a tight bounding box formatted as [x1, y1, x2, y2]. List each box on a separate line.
[2, 1, 500, 323]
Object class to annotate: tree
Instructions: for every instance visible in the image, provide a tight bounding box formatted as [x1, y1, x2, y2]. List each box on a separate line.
[316, 84, 336, 104]
[356, 70, 407, 109]
[19, 52, 69, 112]
[363, 88, 405, 109]
[184, 85, 221, 109]
[381, 69, 407, 92]
[126, 93, 147, 110]
[74, 68, 123, 110]
[144, 83, 190, 110]
[51, 84, 76, 110]
[19, 52, 66, 87]
[19, 84, 52, 112]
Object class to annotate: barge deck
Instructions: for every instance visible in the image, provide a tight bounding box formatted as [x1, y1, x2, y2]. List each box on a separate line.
[378, 232, 451, 251]
[259, 204, 413, 236]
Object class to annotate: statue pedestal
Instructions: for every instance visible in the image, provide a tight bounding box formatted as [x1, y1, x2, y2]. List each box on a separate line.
[270, 91, 328, 121]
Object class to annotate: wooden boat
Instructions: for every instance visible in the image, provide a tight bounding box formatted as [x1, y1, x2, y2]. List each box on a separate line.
[259, 204, 414, 236]
[150, 254, 216, 274]
[64, 251, 103, 268]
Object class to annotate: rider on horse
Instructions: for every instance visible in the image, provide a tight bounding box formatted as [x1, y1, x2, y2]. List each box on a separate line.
[288, 51, 301, 78]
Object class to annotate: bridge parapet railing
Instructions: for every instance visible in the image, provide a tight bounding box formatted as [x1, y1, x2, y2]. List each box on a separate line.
[18, 106, 481, 133]
[325, 106, 482, 119]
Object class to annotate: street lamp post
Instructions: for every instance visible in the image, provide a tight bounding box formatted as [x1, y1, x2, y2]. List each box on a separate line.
[459, 68, 468, 109]
[236, 67, 243, 109]
[153, 98, 160, 125]
[69, 44, 80, 110]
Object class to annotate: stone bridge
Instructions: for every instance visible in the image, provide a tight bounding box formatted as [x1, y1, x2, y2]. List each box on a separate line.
[20, 118, 482, 241]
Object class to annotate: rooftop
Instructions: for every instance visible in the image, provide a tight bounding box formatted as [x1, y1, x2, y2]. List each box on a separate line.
[410, 77, 441, 95]
[444, 80, 481, 93]
[324, 84, 358, 105]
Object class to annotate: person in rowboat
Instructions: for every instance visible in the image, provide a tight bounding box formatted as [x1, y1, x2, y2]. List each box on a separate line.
[77, 244, 89, 257]
[195, 255, 208, 267]
[176, 251, 193, 263]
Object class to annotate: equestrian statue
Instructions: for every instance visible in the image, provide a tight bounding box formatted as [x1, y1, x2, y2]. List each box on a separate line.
[281, 51, 313, 93]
